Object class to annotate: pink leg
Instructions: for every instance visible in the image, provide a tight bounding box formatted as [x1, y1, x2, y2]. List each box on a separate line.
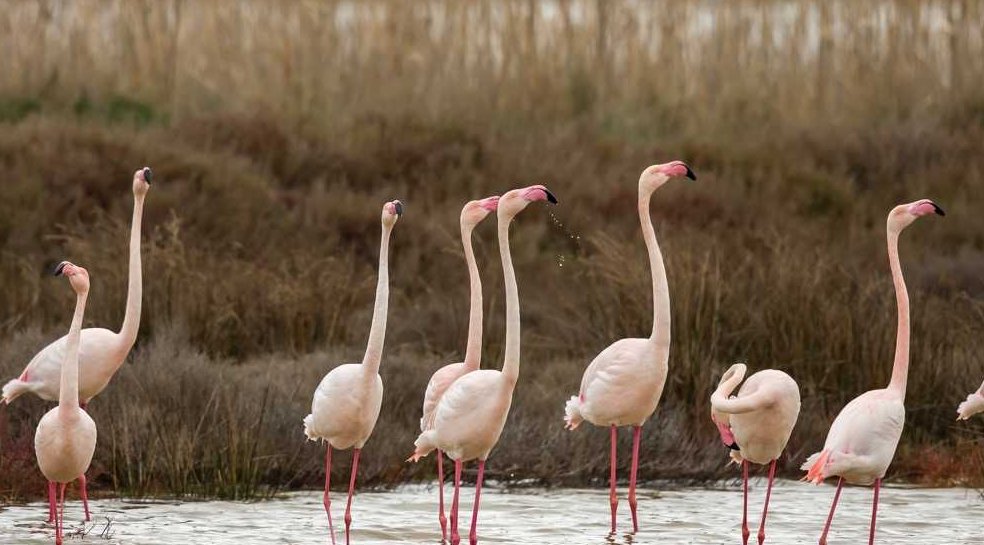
[323, 446, 337, 545]
[628, 425, 641, 533]
[757, 459, 777, 545]
[468, 460, 486, 545]
[450, 459, 462, 545]
[868, 478, 881, 545]
[47, 481, 56, 524]
[344, 449, 361, 545]
[56, 482, 66, 545]
[438, 450, 448, 541]
[609, 425, 618, 534]
[819, 477, 844, 545]
[741, 460, 750, 545]
[79, 473, 91, 521]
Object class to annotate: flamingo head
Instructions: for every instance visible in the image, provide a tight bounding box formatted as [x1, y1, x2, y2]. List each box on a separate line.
[133, 167, 152, 197]
[54, 261, 90, 295]
[382, 199, 404, 227]
[461, 196, 499, 227]
[888, 198, 945, 232]
[497, 184, 557, 219]
[639, 160, 696, 193]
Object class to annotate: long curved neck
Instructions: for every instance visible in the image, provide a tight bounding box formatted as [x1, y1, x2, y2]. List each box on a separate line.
[362, 224, 392, 374]
[498, 213, 520, 386]
[60, 291, 88, 414]
[887, 228, 910, 397]
[639, 188, 670, 352]
[461, 223, 483, 369]
[118, 193, 145, 352]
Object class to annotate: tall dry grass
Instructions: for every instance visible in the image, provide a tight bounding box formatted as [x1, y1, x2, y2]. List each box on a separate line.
[1, 0, 983, 501]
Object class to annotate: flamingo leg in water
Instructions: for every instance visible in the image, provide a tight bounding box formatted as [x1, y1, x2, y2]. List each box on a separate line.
[343, 449, 361, 545]
[438, 450, 448, 541]
[818, 477, 844, 545]
[468, 460, 486, 545]
[868, 478, 881, 545]
[609, 425, 618, 534]
[56, 482, 66, 545]
[79, 401, 91, 521]
[450, 459, 463, 545]
[628, 425, 641, 533]
[323, 446, 337, 545]
[742, 460, 750, 545]
[757, 459, 777, 545]
[47, 481, 56, 524]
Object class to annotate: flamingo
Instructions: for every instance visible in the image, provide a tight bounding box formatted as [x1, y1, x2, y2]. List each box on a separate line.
[956, 379, 984, 420]
[303, 200, 403, 545]
[3, 167, 151, 521]
[562, 161, 696, 533]
[34, 262, 97, 545]
[710, 363, 801, 545]
[409, 184, 558, 545]
[802, 199, 945, 545]
[417, 196, 499, 541]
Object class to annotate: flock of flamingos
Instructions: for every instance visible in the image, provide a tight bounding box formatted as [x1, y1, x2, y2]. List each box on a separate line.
[2, 162, 982, 545]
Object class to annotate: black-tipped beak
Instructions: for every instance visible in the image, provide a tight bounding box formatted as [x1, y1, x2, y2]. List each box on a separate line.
[728, 442, 740, 451]
[544, 189, 558, 204]
[53, 262, 68, 276]
[394, 201, 404, 216]
[143, 167, 153, 184]
[684, 164, 697, 181]
[931, 202, 945, 216]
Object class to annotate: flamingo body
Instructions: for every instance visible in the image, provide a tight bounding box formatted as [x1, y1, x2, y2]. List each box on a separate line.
[956, 380, 984, 420]
[566, 338, 663, 428]
[715, 368, 801, 465]
[304, 364, 383, 450]
[418, 370, 512, 462]
[35, 408, 97, 483]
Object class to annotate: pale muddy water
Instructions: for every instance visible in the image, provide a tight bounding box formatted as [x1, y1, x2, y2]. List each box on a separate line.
[2, 481, 982, 544]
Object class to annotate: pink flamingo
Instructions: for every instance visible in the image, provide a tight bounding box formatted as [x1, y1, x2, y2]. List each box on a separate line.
[956, 379, 984, 420]
[34, 262, 97, 545]
[303, 200, 403, 545]
[4, 167, 151, 521]
[409, 185, 557, 545]
[711, 363, 801, 545]
[417, 196, 499, 541]
[802, 199, 944, 545]
[563, 161, 695, 533]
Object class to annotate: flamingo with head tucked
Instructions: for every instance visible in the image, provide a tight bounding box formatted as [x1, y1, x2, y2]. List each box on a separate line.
[956, 379, 984, 420]
[34, 262, 97, 545]
[562, 161, 695, 534]
[3, 167, 151, 521]
[303, 200, 403, 545]
[802, 199, 944, 545]
[711, 363, 801, 544]
[417, 196, 498, 540]
[409, 184, 557, 545]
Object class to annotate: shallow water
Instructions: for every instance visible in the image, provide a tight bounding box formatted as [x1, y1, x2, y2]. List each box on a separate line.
[2, 480, 982, 544]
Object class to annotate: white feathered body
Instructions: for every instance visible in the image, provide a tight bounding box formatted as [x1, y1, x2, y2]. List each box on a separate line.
[304, 364, 383, 450]
[420, 361, 473, 432]
[727, 370, 801, 465]
[35, 407, 98, 483]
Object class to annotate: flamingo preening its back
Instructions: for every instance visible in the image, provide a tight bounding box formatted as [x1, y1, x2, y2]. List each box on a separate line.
[417, 196, 498, 541]
[303, 200, 403, 545]
[34, 262, 98, 545]
[956, 379, 984, 420]
[3, 167, 151, 521]
[563, 161, 695, 533]
[409, 184, 558, 545]
[801, 199, 944, 545]
[711, 363, 800, 544]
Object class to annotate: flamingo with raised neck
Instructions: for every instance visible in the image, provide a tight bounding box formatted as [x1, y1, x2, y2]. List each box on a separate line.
[802, 199, 944, 545]
[34, 262, 97, 545]
[563, 160, 695, 533]
[303, 199, 403, 545]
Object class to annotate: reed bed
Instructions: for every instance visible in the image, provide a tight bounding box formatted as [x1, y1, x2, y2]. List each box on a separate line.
[1, 0, 983, 501]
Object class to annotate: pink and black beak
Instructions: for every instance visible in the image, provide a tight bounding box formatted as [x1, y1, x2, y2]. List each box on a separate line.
[142, 167, 153, 184]
[52, 261, 69, 276]
[930, 202, 945, 216]
[394, 200, 404, 216]
[683, 163, 697, 181]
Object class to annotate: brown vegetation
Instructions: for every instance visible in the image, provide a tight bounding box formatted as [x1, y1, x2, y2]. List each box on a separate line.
[1, 0, 983, 501]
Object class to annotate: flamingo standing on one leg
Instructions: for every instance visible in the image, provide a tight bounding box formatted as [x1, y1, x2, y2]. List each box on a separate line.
[802, 199, 944, 545]
[417, 196, 499, 541]
[409, 185, 558, 545]
[562, 161, 696, 534]
[304, 200, 403, 545]
[956, 379, 984, 420]
[3, 167, 151, 521]
[35, 262, 97, 545]
[710, 363, 801, 545]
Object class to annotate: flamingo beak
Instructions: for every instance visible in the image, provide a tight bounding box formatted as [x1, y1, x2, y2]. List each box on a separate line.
[684, 164, 697, 181]
[931, 202, 945, 216]
[394, 201, 404, 216]
[544, 189, 558, 204]
[143, 167, 153, 184]
[53, 262, 68, 276]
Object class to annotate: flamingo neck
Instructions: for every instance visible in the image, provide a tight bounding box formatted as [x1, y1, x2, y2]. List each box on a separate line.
[639, 188, 670, 353]
[461, 223, 483, 370]
[362, 223, 393, 374]
[117, 193, 145, 356]
[498, 212, 520, 386]
[887, 229, 910, 397]
[59, 291, 88, 414]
